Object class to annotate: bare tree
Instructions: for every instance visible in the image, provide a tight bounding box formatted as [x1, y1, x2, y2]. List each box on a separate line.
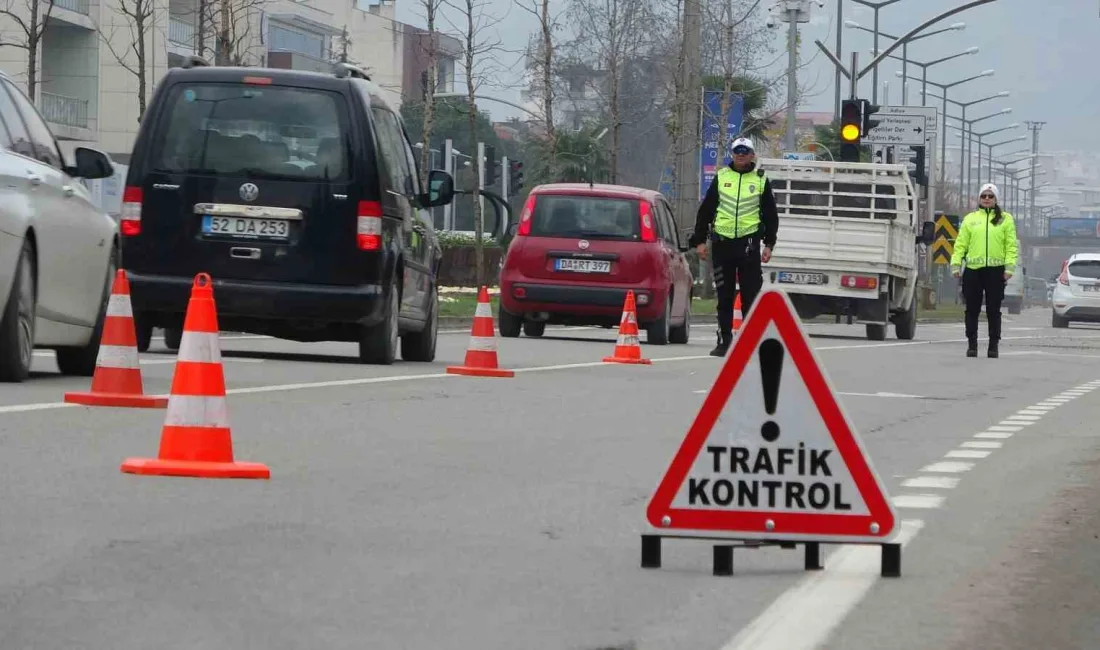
[414, 0, 444, 186]
[0, 0, 56, 101]
[97, 0, 155, 121]
[179, 0, 266, 65]
[442, 0, 503, 288]
[518, 0, 557, 143]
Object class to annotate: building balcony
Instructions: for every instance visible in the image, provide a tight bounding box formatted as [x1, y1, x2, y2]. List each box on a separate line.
[168, 16, 196, 55]
[40, 92, 88, 129]
[55, 0, 89, 13]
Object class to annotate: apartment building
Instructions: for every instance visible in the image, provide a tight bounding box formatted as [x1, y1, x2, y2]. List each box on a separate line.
[0, 0, 457, 164]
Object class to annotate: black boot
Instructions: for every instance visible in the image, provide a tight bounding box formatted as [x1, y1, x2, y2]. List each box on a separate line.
[710, 330, 732, 357]
[967, 338, 978, 358]
[988, 340, 999, 358]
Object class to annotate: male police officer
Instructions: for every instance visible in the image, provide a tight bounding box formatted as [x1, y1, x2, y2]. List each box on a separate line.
[689, 137, 779, 357]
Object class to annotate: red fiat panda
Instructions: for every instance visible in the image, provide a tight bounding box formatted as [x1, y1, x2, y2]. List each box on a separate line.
[498, 183, 695, 344]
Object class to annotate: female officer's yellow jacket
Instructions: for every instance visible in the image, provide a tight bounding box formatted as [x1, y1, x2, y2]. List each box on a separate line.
[950, 207, 1019, 275]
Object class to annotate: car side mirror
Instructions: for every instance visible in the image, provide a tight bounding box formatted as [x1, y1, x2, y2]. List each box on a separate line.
[421, 169, 455, 207]
[68, 147, 113, 180]
[919, 220, 935, 245]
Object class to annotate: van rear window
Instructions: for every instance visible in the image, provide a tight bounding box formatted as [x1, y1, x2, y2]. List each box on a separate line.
[151, 83, 349, 181]
[531, 194, 641, 240]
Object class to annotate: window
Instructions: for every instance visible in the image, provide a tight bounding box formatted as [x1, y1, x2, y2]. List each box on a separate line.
[529, 195, 641, 240]
[370, 108, 414, 196]
[2, 80, 61, 168]
[152, 83, 349, 181]
[0, 85, 28, 156]
[269, 23, 326, 59]
[656, 200, 679, 247]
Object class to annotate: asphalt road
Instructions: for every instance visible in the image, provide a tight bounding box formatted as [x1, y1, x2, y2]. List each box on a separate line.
[1, 304, 1098, 649]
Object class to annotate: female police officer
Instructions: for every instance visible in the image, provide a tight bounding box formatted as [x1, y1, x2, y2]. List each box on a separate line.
[950, 183, 1019, 359]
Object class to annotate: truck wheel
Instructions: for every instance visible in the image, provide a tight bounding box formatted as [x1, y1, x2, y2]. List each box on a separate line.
[894, 294, 917, 341]
[866, 323, 887, 341]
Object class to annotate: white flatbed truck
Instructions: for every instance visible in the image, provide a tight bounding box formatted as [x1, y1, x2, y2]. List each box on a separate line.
[757, 158, 935, 341]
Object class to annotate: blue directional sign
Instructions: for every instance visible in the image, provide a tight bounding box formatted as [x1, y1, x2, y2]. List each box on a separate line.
[699, 90, 744, 200]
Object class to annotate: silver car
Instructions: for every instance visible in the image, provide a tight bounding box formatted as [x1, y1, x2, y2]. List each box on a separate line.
[0, 73, 118, 382]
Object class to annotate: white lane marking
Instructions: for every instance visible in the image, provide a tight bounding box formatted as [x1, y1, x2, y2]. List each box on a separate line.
[962, 441, 1003, 449]
[719, 520, 925, 650]
[1004, 416, 1040, 422]
[1034, 402, 1061, 407]
[920, 461, 975, 473]
[893, 494, 945, 509]
[946, 449, 993, 459]
[1000, 420, 1035, 427]
[837, 391, 924, 399]
[988, 425, 1023, 432]
[138, 358, 265, 366]
[1015, 409, 1047, 416]
[0, 402, 78, 414]
[901, 476, 959, 489]
[975, 431, 1013, 439]
[1025, 405, 1056, 411]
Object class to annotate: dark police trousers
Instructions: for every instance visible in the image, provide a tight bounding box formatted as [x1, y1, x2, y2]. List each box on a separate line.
[962, 265, 1006, 343]
[713, 232, 763, 337]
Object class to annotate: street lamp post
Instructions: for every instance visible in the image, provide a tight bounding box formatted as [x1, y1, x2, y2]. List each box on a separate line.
[981, 136, 1028, 184]
[914, 81, 1002, 188]
[846, 21, 966, 104]
[952, 109, 1012, 203]
[848, 0, 904, 104]
[884, 46, 978, 108]
[951, 122, 1020, 185]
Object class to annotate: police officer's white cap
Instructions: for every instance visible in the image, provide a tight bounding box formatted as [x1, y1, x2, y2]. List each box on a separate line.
[731, 137, 754, 152]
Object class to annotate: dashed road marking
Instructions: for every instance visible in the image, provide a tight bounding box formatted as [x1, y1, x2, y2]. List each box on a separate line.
[946, 449, 993, 459]
[975, 431, 1013, 439]
[920, 461, 976, 473]
[988, 425, 1024, 432]
[962, 441, 1003, 449]
[901, 476, 960, 489]
[893, 494, 946, 509]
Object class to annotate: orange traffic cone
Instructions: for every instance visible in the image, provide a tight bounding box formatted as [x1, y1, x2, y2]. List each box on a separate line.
[732, 292, 743, 333]
[121, 273, 269, 479]
[446, 286, 515, 378]
[64, 270, 167, 408]
[603, 290, 651, 365]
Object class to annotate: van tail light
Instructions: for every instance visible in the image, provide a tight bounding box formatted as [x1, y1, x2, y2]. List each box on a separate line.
[1058, 261, 1069, 285]
[516, 195, 536, 236]
[357, 200, 383, 251]
[638, 200, 657, 242]
[841, 274, 877, 290]
[120, 186, 143, 236]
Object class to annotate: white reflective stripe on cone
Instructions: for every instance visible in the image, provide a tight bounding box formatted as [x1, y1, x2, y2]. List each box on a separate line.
[95, 344, 140, 369]
[105, 294, 133, 318]
[617, 334, 639, 346]
[177, 331, 223, 364]
[467, 335, 498, 352]
[474, 301, 493, 318]
[164, 395, 230, 428]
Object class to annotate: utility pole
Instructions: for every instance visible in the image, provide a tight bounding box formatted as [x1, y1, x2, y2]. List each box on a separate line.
[776, 0, 812, 152]
[1025, 120, 1045, 237]
[834, 0, 843, 119]
[676, 0, 702, 231]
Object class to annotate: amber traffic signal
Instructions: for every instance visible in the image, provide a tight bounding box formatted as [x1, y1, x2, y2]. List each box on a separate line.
[840, 99, 863, 161]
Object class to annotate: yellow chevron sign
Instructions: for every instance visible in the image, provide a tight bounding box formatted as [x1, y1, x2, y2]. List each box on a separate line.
[931, 214, 960, 265]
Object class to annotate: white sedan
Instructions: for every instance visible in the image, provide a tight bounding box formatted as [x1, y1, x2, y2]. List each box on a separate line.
[0, 77, 119, 381]
[1051, 252, 1100, 328]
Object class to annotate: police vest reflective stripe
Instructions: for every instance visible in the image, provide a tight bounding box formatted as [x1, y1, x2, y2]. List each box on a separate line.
[714, 167, 764, 239]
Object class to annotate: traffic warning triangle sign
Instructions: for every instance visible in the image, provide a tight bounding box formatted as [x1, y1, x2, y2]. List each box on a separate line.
[646, 289, 897, 543]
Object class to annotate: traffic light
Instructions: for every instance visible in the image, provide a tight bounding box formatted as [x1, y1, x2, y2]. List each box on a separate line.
[907, 145, 927, 186]
[861, 100, 882, 136]
[509, 160, 524, 192]
[839, 99, 862, 162]
[484, 144, 497, 185]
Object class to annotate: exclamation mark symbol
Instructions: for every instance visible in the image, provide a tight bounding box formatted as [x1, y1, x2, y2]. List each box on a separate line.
[759, 339, 784, 442]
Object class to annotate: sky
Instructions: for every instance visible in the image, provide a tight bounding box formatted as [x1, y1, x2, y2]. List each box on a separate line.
[394, 0, 1098, 155]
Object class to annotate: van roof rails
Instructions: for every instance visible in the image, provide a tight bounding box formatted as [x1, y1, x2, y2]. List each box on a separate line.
[332, 62, 371, 81]
[182, 55, 211, 69]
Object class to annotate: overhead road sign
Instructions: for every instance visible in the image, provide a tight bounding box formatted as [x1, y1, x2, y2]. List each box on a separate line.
[864, 115, 927, 146]
[880, 105, 938, 136]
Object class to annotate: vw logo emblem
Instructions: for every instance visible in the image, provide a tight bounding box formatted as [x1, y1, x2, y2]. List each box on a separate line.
[578, 239, 590, 250]
[239, 183, 259, 202]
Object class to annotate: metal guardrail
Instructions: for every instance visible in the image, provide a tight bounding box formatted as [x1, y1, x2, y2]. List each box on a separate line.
[39, 92, 88, 129]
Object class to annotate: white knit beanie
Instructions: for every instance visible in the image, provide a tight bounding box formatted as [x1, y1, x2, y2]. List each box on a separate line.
[979, 182, 1000, 202]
